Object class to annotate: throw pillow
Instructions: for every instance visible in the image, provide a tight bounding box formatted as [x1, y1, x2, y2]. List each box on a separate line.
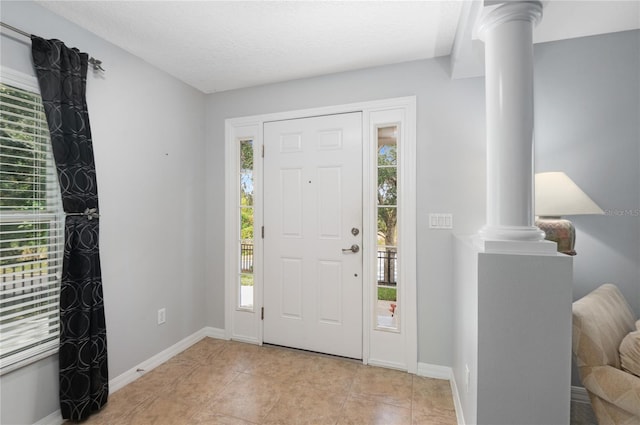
[620, 330, 640, 377]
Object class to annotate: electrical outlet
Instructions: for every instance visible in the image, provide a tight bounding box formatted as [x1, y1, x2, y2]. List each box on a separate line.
[157, 308, 166, 325]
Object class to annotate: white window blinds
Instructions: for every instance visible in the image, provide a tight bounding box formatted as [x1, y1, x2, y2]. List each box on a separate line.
[0, 79, 64, 373]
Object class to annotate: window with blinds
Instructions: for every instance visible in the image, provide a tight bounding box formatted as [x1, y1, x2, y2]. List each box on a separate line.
[0, 80, 63, 373]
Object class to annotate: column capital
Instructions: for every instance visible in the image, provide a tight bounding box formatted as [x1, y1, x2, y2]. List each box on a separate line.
[478, 1, 543, 40]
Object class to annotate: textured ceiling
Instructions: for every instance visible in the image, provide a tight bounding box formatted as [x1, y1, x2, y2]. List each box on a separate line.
[37, 1, 463, 93]
[37, 1, 640, 94]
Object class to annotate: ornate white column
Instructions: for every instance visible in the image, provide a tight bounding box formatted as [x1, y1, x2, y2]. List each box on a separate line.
[477, 1, 547, 245]
[457, 7, 572, 424]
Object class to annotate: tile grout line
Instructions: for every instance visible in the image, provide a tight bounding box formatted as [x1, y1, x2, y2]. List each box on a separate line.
[409, 373, 419, 422]
[337, 363, 362, 424]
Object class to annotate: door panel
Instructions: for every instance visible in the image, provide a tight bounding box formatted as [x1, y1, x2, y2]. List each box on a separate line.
[281, 258, 303, 319]
[317, 166, 342, 238]
[263, 112, 363, 359]
[317, 260, 342, 324]
[280, 169, 303, 236]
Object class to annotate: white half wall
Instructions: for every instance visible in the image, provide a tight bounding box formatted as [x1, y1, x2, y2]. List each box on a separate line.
[453, 236, 573, 425]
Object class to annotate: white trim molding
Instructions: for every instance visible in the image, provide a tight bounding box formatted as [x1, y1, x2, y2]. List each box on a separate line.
[0, 65, 39, 93]
[417, 362, 452, 380]
[450, 372, 466, 425]
[203, 326, 228, 340]
[224, 97, 417, 373]
[224, 121, 263, 344]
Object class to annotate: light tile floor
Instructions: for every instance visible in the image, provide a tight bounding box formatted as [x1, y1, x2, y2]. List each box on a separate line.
[80, 338, 458, 425]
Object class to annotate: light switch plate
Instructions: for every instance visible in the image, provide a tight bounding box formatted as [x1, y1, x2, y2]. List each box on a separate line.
[429, 213, 453, 229]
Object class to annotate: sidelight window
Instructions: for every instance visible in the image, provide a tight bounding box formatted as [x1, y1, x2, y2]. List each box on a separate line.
[376, 125, 399, 330]
[238, 138, 254, 309]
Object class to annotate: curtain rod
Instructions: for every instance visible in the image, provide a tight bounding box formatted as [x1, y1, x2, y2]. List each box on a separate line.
[0, 21, 105, 72]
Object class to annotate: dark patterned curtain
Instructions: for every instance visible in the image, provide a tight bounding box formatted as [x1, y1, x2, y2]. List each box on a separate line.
[31, 36, 108, 422]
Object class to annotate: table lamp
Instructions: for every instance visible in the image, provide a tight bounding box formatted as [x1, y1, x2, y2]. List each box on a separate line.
[535, 172, 604, 255]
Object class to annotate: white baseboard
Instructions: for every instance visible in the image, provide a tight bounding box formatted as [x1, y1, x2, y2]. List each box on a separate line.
[204, 326, 228, 340]
[417, 361, 452, 380]
[32, 410, 63, 425]
[33, 327, 226, 425]
[449, 373, 466, 425]
[109, 327, 225, 393]
[571, 385, 590, 404]
[417, 363, 465, 425]
[417, 364, 587, 425]
[229, 334, 260, 345]
[367, 358, 408, 371]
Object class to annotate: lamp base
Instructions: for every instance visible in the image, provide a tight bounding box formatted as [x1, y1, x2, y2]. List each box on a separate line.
[535, 217, 576, 255]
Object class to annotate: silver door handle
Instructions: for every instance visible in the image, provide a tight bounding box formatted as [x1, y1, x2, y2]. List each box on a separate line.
[342, 244, 360, 253]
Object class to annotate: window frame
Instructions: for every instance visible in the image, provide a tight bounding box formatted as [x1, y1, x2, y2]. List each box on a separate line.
[224, 97, 417, 373]
[375, 123, 401, 332]
[0, 66, 64, 375]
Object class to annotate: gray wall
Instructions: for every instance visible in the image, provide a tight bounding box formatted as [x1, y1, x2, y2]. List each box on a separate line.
[0, 2, 208, 424]
[535, 30, 640, 316]
[205, 57, 488, 368]
[534, 29, 640, 387]
[205, 28, 640, 372]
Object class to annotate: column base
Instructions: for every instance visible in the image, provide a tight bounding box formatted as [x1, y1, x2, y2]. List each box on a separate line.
[475, 225, 555, 255]
[478, 224, 546, 241]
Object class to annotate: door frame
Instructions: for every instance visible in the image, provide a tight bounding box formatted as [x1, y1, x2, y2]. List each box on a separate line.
[224, 96, 417, 373]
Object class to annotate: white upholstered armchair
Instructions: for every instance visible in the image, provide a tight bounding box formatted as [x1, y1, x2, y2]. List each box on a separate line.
[572, 284, 640, 424]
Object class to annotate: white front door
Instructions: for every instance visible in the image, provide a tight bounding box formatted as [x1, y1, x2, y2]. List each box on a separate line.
[263, 112, 363, 359]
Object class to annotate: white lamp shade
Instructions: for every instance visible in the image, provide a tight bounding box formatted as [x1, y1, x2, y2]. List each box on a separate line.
[535, 172, 604, 217]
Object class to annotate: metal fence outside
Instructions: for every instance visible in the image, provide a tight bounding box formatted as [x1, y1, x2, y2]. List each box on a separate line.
[377, 248, 397, 286]
[240, 243, 253, 273]
[239, 242, 397, 285]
